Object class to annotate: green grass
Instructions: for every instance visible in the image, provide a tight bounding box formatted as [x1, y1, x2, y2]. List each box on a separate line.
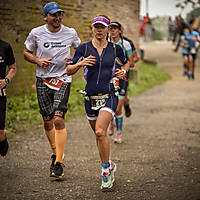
[6, 62, 171, 135]
[128, 61, 171, 97]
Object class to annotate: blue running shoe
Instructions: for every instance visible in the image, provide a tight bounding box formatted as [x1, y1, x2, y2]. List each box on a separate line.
[101, 161, 116, 191]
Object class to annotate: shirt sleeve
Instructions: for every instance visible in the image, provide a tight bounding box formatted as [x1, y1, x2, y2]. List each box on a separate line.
[72, 29, 81, 49]
[6, 43, 15, 66]
[125, 42, 134, 57]
[70, 43, 85, 64]
[24, 30, 36, 52]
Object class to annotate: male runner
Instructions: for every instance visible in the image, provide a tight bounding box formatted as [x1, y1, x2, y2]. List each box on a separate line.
[0, 40, 16, 156]
[24, 2, 81, 178]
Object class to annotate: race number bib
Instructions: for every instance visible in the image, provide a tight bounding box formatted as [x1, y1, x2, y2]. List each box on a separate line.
[44, 78, 64, 91]
[90, 94, 109, 110]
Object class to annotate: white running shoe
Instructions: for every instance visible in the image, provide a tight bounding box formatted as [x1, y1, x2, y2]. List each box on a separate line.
[114, 132, 122, 143]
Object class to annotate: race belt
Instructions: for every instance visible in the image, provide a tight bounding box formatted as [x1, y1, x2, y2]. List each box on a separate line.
[44, 77, 66, 91]
[90, 94, 109, 110]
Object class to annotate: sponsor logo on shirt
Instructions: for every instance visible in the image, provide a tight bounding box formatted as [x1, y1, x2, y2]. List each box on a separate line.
[43, 42, 67, 48]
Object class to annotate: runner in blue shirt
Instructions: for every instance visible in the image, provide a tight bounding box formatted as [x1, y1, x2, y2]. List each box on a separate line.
[181, 26, 200, 79]
[186, 26, 200, 79]
[66, 15, 128, 191]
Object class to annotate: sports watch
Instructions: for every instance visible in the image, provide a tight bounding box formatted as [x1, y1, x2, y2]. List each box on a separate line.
[5, 78, 10, 85]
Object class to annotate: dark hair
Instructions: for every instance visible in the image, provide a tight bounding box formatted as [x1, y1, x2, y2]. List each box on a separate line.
[109, 21, 125, 51]
[109, 21, 123, 38]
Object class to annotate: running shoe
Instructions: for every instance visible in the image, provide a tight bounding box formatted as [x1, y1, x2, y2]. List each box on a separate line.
[124, 104, 132, 117]
[101, 161, 117, 191]
[108, 122, 114, 136]
[52, 162, 64, 178]
[50, 154, 56, 177]
[114, 132, 122, 144]
[0, 137, 9, 156]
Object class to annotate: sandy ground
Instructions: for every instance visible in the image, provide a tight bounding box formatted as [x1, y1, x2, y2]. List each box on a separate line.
[0, 41, 200, 200]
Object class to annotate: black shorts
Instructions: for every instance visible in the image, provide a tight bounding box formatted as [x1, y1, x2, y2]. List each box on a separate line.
[182, 53, 196, 60]
[36, 78, 71, 121]
[182, 53, 190, 57]
[191, 54, 197, 60]
[85, 93, 118, 120]
[0, 97, 6, 130]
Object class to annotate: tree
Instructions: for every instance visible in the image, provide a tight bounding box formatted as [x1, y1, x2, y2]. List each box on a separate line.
[186, 7, 200, 21]
[176, 0, 200, 9]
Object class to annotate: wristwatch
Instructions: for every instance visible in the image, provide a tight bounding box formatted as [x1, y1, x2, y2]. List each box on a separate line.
[5, 78, 10, 85]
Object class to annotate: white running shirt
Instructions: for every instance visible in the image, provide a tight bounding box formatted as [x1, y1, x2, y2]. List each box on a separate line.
[24, 24, 81, 82]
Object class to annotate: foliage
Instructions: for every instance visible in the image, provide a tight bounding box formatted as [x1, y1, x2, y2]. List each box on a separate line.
[6, 62, 171, 135]
[176, 0, 200, 9]
[186, 7, 200, 22]
[6, 93, 41, 135]
[152, 16, 169, 40]
[154, 30, 163, 40]
[128, 62, 171, 97]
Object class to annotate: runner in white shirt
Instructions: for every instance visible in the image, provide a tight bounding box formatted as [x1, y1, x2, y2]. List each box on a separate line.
[24, 2, 81, 178]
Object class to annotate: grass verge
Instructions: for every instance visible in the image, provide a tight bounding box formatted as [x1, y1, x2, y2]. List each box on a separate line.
[6, 62, 171, 135]
[129, 61, 171, 97]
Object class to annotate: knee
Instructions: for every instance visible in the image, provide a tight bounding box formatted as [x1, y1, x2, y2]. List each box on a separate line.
[54, 117, 65, 130]
[95, 127, 105, 141]
[44, 120, 54, 131]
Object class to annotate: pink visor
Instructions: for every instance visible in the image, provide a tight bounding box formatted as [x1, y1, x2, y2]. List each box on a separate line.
[92, 16, 110, 27]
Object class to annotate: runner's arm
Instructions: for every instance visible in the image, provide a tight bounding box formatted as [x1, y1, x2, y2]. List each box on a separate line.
[66, 55, 96, 75]
[128, 54, 134, 68]
[133, 52, 139, 63]
[24, 47, 52, 68]
[0, 63, 16, 89]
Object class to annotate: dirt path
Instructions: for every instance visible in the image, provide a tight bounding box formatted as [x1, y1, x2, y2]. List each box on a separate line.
[1, 41, 200, 200]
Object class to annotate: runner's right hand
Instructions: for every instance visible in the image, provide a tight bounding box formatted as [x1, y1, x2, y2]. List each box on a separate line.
[37, 58, 53, 69]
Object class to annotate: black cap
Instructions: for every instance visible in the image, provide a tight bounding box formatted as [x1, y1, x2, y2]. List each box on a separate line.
[109, 22, 122, 30]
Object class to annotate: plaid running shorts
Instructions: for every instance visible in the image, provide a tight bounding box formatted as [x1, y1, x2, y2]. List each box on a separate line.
[36, 77, 71, 121]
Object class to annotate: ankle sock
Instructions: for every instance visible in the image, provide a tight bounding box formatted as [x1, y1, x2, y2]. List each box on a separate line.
[101, 162, 110, 174]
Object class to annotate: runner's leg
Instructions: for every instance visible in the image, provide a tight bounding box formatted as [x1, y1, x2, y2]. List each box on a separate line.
[0, 97, 8, 156]
[115, 98, 124, 143]
[54, 117, 66, 163]
[44, 120, 56, 155]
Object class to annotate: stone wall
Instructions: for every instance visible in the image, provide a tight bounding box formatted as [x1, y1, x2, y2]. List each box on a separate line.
[0, 0, 140, 96]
